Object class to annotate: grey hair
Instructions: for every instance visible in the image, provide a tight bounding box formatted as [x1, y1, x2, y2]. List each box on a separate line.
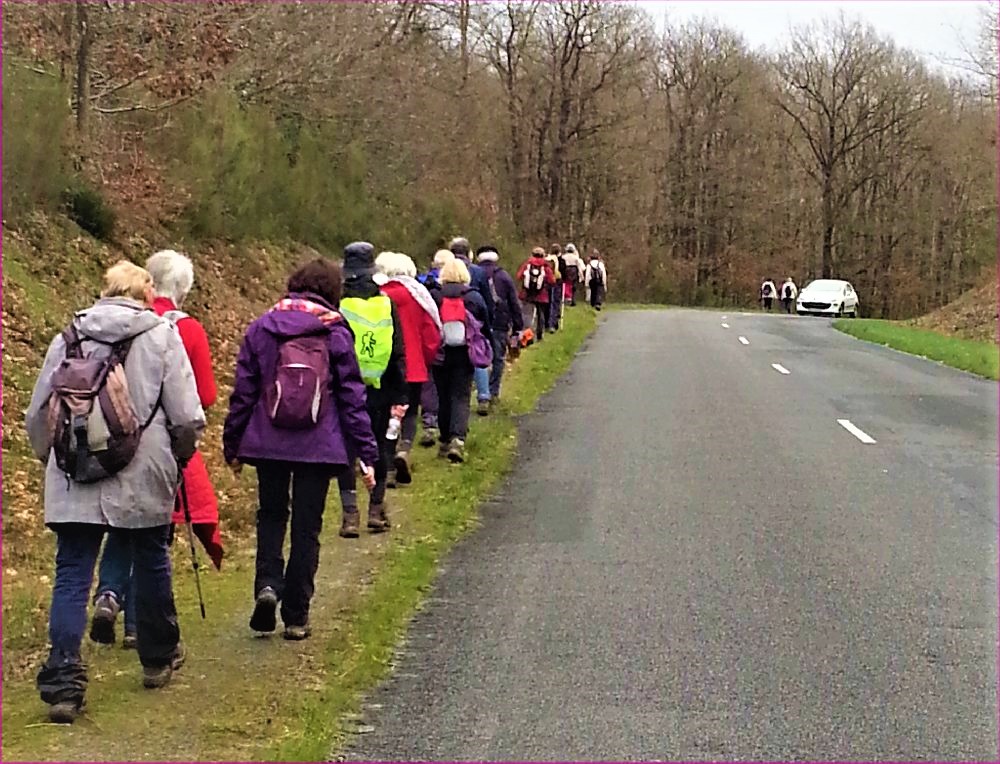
[448, 236, 470, 255]
[376, 251, 417, 279]
[145, 249, 194, 306]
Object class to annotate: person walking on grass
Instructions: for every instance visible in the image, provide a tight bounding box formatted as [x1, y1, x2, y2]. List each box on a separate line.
[432, 258, 493, 463]
[516, 247, 557, 341]
[476, 244, 523, 404]
[416, 250, 453, 445]
[90, 249, 224, 652]
[449, 237, 496, 413]
[223, 258, 378, 641]
[545, 243, 565, 331]
[375, 251, 442, 487]
[336, 243, 408, 536]
[26, 261, 204, 723]
[562, 243, 584, 306]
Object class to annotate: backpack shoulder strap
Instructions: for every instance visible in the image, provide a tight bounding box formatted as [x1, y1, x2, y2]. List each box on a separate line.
[162, 309, 189, 325]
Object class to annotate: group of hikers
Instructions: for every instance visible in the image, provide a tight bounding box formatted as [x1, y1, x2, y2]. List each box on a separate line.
[759, 277, 798, 313]
[24, 236, 610, 723]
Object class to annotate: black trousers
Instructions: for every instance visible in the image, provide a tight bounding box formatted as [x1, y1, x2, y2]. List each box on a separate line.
[337, 390, 391, 506]
[255, 461, 340, 627]
[433, 356, 474, 443]
[533, 302, 550, 340]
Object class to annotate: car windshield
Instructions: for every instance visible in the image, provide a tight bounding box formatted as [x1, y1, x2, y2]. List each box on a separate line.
[804, 280, 845, 294]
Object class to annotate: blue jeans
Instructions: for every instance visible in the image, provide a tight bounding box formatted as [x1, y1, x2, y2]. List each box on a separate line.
[38, 524, 180, 706]
[474, 366, 491, 402]
[97, 531, 138, 635]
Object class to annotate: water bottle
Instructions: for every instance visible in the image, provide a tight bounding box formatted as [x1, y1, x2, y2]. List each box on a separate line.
[386, 416, 402, 441]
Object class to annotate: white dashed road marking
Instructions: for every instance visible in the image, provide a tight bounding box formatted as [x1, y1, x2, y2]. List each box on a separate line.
[738, 336, 750, 345]
[771, 363, 790, 375]
[838, 419, 877, 444]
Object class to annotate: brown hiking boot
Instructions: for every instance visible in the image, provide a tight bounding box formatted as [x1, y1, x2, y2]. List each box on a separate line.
[142, 643, 186, 689]
[367, 502, 391, 533]
[339, 509, 360, 538]
[393, 449, 412, 485]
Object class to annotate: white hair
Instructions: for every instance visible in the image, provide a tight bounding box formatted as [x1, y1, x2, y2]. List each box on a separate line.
[375, 251, 417, 279]
[145, 249, 194, 306]
[432, 249, 455, 269]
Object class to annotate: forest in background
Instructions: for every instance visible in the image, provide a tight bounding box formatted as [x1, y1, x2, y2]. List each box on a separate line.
[3, 0, 997, 315]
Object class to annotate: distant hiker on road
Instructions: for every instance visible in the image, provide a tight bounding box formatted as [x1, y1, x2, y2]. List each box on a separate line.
[337, 243, 408, 535]
[780, 277, 798, 313]
[563, 243, 584, 306]
[224, 258, 379, 641]
[26, 261, 205, 723]
[375, 251, 442, 487]
[90, 250, 223, 653]
[476, 245, 524, 403]
[760, 279, 777, 311]
[517, 247, 557, 340]
[585, 250, 607, 310]
[432, 258, 493, 463]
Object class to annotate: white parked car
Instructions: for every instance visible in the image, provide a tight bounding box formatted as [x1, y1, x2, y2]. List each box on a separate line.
[796, 279, 859, 317]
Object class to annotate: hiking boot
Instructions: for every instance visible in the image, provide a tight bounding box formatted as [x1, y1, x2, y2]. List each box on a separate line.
[142, 643, 186, 689]
[283, 623, 312, 641]
[339, 509, 360, 539]
[48, 699, 84, 724]
[122, 632, 138, 650]
[386, 467, 397, 489]
[446, 438, 466, 463]
[419, 427, 439, 448]
[438, 440, 450, 458]
[89, 592, 120, 645]
[367, 502, 391, 533]
[393, 450, 412, 485]
[249, 586, 278, 633]
[477, 400, 490, 417]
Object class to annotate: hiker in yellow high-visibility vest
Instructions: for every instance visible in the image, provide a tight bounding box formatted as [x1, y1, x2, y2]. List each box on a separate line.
[336, 242, 408, 536]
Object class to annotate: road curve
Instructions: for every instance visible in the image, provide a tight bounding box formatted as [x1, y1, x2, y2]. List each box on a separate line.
[345, 308, 998, 762]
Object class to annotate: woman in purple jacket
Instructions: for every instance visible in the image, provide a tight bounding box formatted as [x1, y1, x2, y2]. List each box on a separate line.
[223, 259, 379, 641]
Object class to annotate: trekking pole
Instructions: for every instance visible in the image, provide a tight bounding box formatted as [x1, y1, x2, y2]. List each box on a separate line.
[178, 472, 207, 619]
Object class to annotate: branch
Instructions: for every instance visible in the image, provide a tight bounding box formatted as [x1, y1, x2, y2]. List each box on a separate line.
[91, 69, 150, 101]
[94, 93, 193, 115]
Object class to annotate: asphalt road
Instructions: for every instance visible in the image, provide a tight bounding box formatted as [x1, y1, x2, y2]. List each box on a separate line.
[346, 309, 998, 762]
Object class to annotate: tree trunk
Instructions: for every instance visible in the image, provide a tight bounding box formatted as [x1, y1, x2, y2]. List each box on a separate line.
[75, 0, 93, 135]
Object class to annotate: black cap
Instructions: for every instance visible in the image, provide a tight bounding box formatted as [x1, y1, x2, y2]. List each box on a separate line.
[343, 242, 375, 278]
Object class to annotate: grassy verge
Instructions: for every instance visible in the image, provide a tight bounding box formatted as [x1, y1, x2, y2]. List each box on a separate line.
[833, 318, 999, 380]
[0, 307, 596, 762]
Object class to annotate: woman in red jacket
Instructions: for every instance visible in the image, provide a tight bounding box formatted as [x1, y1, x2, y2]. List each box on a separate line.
[89, 250, 223, 649]
[375, 251, 442, 485]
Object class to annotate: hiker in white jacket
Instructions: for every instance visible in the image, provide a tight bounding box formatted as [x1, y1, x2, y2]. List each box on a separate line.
[759, 279, 777, 311]
[585, 252, 607, 310]
[779, 278, 798, 314]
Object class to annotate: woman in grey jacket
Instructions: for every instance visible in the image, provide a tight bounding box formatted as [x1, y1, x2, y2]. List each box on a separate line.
[25, 261, 205, 723]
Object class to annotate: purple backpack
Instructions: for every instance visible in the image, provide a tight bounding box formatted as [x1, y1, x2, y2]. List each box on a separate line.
[465, 311, 493, 368]
[265, 334, 331, 429]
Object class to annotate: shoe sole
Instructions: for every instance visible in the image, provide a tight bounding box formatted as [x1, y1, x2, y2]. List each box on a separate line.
[89, 610, 116, 645]
[249, 593, 278, 633]
[393, 455, 412, 485]
[447, 452, 464, 463]
[339, 528, 360, 538]
[283, 627, 312, 641]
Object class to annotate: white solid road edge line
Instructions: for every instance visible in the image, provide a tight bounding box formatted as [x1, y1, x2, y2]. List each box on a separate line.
[722, 322, 730, 328]
[837, 419, 877, 444]
[771, 363, 790, 375]
[738, 336, 750, 345]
